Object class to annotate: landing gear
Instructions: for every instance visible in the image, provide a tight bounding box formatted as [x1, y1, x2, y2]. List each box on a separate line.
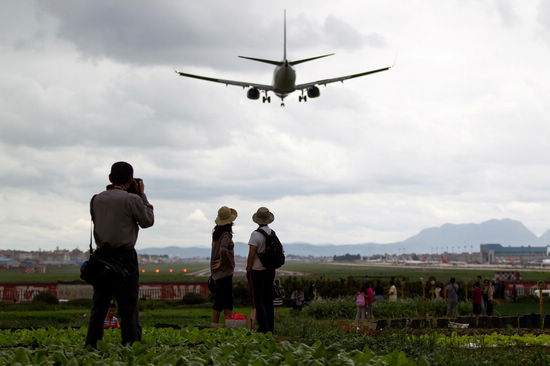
[262, 92, 271, 103]
[280, 102, 285, 107]
[299, 90, 307, 102]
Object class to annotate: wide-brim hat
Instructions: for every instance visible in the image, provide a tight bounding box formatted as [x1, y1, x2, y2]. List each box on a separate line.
[252, 207, 274, 225]
[215, 206, 238, 225]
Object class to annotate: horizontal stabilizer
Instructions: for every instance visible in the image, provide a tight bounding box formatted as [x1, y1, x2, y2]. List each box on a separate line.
[289, 53, 334, 66]
[238, 56, 283, 66]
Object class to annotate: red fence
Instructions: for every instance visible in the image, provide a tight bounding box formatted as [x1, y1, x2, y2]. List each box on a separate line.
[0, 283, 209, 302]
[502, 281, 549, 298]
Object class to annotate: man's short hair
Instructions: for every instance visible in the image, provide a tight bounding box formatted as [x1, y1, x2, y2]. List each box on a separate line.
[110, 162, 133, 184]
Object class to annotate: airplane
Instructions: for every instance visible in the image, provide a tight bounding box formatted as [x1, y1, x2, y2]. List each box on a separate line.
[175, 11, 391, 106]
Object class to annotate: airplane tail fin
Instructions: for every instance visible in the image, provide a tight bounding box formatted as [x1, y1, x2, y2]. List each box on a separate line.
[284, 9, 287, 61]
[239, 11, 334, 67]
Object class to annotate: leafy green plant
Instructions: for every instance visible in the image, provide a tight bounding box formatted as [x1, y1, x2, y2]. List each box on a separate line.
[31, 291, 59, 305]
[181, 293, 207, 305]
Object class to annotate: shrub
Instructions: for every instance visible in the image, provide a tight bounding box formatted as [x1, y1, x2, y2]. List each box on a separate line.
[138, 299, 179, 310]
[181, 293, 207, 305]
[516, 295, 539, 304]
[233, 281, 251, 306]
[304, 297, 474, 319]
[372, 299, 418, 319]
[304, 297, 356, 319]
[67, 298, 93, 308]
[31, 291, 59, 305]
[458, 301, 473, 315]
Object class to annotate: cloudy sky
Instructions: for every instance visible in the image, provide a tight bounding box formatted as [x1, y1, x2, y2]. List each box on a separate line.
[2, 0, 550, 251]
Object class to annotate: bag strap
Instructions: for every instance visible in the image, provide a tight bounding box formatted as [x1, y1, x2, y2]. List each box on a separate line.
[89, 195, 97, 254]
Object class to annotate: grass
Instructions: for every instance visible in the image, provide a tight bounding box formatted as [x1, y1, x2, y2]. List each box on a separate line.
[1, 299, 548, 330]
[3, 261, 550, 284]
[495, 301, 550, 316]
[283, 262, 550, 282]
[0, 263, 210, 283]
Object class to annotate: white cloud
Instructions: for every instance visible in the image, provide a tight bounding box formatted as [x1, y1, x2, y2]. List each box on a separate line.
[1, 1, 550, 250]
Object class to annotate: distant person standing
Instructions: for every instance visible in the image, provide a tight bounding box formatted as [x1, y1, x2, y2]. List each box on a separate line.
[273, 279, 284, 320]
[85, 162, 154, 348]
[482, 279, 490, 316]
[210, 206, 237, 327]
[374, 280, 384, 301]
[247, 207, 278, 333]
[388, 281, 398, 302]
[290, 288, 305, 311]
[472, 282, 482, 316]
[486, 280, 495, 316]
[446, 277, 459, 317]
[365, 283, 375, 319]
[476, 275, 486, 315]
[354, 285, 367, 324]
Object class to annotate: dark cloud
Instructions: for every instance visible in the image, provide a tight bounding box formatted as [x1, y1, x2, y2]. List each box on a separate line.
[35, 1, 384, 70]
[35, 1, 284, 69]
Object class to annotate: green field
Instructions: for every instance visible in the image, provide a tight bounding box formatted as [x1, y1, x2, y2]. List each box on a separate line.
[2, 261, 550, 284]
[0, 263, 209, 283]
[1, 301, 550, 365]
[282, 262, 550, 282]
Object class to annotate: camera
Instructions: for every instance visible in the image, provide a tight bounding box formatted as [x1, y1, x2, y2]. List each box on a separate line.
[126, 178, 142, 195]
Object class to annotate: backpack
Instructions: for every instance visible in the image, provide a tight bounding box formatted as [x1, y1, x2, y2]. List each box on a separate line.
[356, 293, 366, 307]
[255, 229, 285, 270]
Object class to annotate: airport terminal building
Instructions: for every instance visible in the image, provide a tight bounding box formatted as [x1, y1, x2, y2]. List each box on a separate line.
[480, 243, 549, 264]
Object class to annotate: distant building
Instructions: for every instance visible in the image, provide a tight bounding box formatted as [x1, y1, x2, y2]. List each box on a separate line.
[480, 243, 549, 264]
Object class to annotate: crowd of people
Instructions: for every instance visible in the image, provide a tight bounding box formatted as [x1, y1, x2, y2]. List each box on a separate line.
[347, 274, 501, 324]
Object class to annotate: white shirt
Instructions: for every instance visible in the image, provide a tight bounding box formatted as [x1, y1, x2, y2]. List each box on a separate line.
[248, 225, 271, 270]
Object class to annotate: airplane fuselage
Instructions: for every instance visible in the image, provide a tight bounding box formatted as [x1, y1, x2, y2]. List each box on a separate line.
[272, 61, 296, 99]
[175, 11, 390, 106]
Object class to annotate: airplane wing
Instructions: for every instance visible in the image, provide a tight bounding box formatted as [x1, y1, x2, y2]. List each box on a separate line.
[295, 66, 391, 90]
[175, 70, 273, 91]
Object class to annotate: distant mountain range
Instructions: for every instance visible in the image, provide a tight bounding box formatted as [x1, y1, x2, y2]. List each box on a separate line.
[139, 218, 550, 258]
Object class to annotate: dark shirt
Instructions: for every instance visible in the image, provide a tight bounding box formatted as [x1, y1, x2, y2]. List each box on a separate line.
[210, 231, 235, 280]
[374, 285, 384, 296]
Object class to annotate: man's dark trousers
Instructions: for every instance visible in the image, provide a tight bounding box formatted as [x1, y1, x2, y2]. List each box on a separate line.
[249, 268, 276, 333]
[85, 248, 141, 347]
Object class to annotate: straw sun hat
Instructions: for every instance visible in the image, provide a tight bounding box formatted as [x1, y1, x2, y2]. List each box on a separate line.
[215, 206, 238, 225]
[252, 207, 274, 225]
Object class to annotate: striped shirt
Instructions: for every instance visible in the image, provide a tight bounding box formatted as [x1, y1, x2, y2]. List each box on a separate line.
[104, 316, 120, 329]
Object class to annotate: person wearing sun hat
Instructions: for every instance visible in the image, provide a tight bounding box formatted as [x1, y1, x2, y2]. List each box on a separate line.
[210, 206, 237, 326]
[247, 207, 277, 333]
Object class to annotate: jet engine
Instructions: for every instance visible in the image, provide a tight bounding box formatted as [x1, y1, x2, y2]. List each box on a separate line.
[247, 87, 260, 100]
[307, 86, 320, 98]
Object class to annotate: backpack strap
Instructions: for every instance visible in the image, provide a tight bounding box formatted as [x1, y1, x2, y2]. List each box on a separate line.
[255, 228, 275, 237]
